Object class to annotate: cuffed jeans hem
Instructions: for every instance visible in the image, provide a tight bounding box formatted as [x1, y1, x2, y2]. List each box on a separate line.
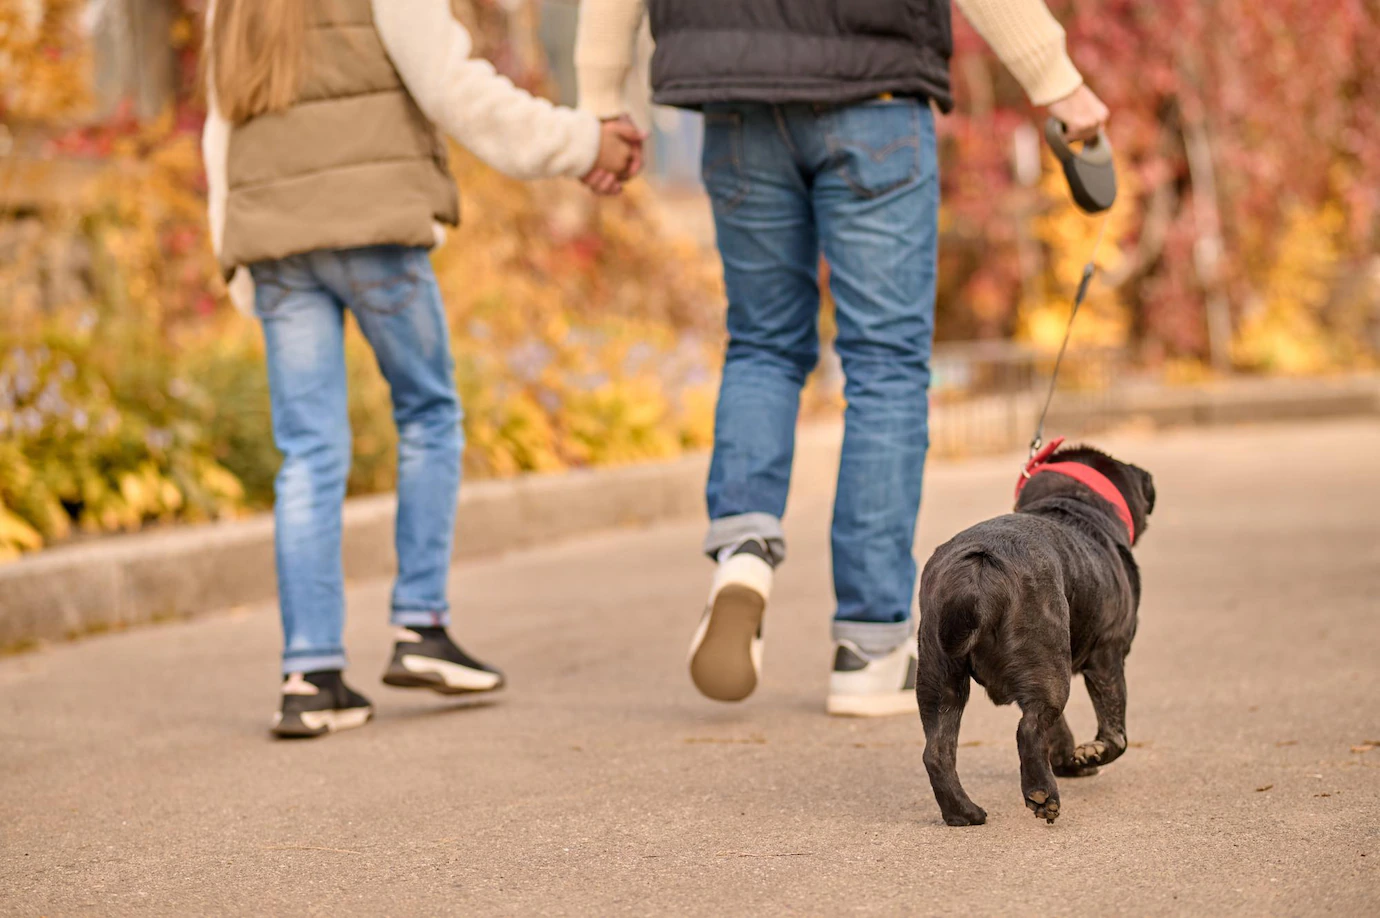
[282, 651, 348, 676]
[391, 608, 451, 628]
[832, 619, 915, 657]
[704, 512, 787, 565]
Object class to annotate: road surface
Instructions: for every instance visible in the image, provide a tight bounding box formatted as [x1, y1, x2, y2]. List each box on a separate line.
[2, 420, 1377, 916]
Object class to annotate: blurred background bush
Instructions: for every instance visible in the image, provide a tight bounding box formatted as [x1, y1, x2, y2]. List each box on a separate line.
[1, 0, 1377, 559]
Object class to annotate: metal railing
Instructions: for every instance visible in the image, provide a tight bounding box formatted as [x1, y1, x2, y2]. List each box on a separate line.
[928, 342, 1130, 457]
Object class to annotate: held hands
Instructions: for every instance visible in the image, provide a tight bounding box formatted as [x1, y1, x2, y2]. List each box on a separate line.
[581, 116, 646, 196]
[1047, 84, 1110, 142]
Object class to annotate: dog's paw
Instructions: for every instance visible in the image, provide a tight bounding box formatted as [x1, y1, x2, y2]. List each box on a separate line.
[1024, 788, 1061, 823]
[941, 803, 988, 827]
[1073, 740, 1109, 768]
[1053, 759, 1100, 778]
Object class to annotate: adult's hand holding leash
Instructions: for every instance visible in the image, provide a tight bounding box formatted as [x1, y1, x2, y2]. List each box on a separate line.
[1047, 84, 1109, 143]
[1046, 84, 1117, 216]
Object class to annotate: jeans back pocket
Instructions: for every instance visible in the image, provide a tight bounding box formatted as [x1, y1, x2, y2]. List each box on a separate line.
[249, 257, 311, 319]
[824, 99, 926, 199]
[343, 245, 425, 316]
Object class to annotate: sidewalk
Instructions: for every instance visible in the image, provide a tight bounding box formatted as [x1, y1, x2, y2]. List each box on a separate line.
[1, 374, 1376, 653]
[2, 420, 1376, 916]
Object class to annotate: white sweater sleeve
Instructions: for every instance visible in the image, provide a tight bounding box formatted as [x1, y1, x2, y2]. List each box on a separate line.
[202, 101, 230, 265]
[373, 0, 602, 180]
[200, 0, 254, 311]
[574, 0, 646, 117]
[953, 0, 1084, 106]
[201, 0, 229, 262]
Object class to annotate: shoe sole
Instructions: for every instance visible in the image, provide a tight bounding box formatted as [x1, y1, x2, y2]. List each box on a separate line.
[689, 584, 764, 702]
[825, 691, 917, 718]
[382, 655, 504, 695]
[271, 705, 373, 739]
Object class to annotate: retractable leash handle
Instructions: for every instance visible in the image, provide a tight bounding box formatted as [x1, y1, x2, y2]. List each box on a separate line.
[1044, 117, 1117, 214]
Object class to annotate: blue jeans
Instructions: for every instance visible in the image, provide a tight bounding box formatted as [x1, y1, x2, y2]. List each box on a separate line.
[701, 100, 938, 654]
[250, 246, 463, 674]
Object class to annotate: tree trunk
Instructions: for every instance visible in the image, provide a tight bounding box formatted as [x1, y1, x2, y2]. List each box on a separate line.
[92, 0, 176, 120]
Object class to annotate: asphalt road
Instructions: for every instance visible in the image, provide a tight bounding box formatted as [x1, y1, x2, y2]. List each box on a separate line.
[2, 420, 1377, 917]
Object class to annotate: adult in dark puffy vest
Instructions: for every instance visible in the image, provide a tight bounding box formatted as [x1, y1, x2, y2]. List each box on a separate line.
[576, 0, 1109, 716]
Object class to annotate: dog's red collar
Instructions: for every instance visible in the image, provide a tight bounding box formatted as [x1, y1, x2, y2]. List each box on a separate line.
[1015, 437, 1135, 542]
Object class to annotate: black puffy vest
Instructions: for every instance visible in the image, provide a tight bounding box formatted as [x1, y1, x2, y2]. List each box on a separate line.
[647, 0, 954, 112]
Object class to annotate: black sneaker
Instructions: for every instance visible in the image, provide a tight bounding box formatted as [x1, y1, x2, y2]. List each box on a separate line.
[271, 671, 374, 738]
[381, 627, 505, 695]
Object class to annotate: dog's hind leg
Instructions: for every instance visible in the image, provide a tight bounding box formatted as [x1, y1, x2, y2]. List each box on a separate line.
[1016, 696, 1065, 823]
[1074, 645, 1129, 770]
[918, 664, 986, 826]
[1050, 713, 1099, 778]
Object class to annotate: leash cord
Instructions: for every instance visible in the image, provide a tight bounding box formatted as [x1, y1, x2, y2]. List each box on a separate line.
[1028, 212, 1112, 457]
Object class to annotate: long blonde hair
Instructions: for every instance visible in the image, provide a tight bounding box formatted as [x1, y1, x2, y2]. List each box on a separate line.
[211, 0, 308, 124]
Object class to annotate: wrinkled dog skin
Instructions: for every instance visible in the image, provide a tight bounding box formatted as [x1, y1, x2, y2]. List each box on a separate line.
[916, 445, 1156, 825]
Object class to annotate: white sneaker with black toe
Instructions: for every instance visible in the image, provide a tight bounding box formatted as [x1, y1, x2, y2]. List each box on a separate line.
[826, 638, 919, 717]
[688, 539, 774, 702]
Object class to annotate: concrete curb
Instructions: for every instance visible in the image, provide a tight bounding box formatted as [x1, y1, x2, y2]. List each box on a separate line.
[0, 454, 697, 650]
[929, 373, 1380, 456]
[1, 377, 1375, 650]
[1067, 374, 1380, 428]
[0, 425, 846, 651]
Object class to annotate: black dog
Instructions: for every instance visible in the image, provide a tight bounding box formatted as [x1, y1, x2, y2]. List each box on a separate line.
[916, 438, 1155, 825]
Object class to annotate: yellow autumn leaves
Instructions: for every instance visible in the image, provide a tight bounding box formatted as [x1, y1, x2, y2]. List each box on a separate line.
[1, 125, 724, 560]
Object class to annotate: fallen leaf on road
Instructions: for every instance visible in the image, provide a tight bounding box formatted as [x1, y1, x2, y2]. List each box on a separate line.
[1128, 741, 1151, 748]
[1314, 793, 1332, 798]
[959, 740, 982, 748]
[1255, 784, 1274, 792]
[1275, 740, 1298, 747]
[1351, 743, 1376, 754]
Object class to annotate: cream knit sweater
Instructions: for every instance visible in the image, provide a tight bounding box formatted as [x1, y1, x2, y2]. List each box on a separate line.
[576, 0, 1085, 117]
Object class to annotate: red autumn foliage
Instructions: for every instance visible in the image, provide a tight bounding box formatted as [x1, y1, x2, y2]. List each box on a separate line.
[941, 0, 1380, 361]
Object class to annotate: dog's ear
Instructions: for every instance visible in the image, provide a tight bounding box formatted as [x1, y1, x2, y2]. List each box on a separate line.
[1136, 467, 1156, 516]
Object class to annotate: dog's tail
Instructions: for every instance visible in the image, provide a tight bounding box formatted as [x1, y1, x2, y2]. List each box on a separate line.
[935, 551, 1007, 657]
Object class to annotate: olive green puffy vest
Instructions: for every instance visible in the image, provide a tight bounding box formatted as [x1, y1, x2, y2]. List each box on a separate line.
[219, 0, 460, 274]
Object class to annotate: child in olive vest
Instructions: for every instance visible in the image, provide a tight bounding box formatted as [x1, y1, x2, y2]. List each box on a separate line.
[203, 0, 640, 738]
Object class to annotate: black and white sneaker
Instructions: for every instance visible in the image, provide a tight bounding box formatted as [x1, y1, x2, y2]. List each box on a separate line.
[825, 639, 919, 717]
[381, 627, 505, 695]
[271, 671, 374, 738]
[688, 539, 774, 702]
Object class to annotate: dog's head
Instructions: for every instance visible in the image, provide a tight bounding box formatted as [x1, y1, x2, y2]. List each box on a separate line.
[1019, 444, 1156, 544]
